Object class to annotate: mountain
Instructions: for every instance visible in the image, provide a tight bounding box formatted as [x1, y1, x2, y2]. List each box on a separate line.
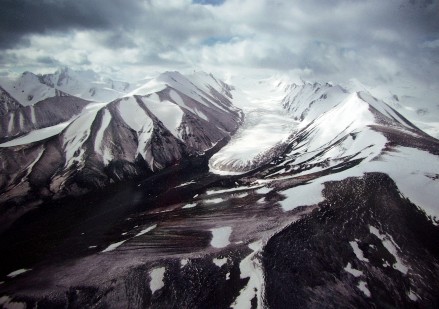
[0, 67, 142, 106]
[0, 71, 242, 224]
[0, 73, 438, 308]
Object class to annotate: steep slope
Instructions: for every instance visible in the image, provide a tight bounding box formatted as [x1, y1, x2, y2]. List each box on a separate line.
[0, 87, 21, 116]
[0, 71, 242, 215]
[0, 94, 89, 143]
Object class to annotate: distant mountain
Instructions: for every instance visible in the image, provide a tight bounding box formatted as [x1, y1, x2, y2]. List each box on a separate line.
[0, 67, 144, 107]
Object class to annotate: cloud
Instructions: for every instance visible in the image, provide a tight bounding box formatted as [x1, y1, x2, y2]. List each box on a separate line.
[0, 0, 437, 90]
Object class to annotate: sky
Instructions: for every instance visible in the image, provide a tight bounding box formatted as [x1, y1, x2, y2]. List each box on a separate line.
[0, 0, 438, 90]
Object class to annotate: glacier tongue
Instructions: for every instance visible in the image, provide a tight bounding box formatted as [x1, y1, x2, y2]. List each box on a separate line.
[209, 78, 298, 174]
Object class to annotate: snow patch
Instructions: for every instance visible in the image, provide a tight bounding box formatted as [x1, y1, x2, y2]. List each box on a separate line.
[349, 241, 369, 262]
[204, 198, 225, 204]
[408, 289, 419, 301]
[344, 262, 363, 277]
[135, 224, 157, 237]
[149, 267, 166, 294]
[357, 281, 371, 297]
[180, 259, 189, 268]
[231, 241, 264, 309]
[280, 181, 325, 211]
[213, 257, 228, 268]
[0, 296, 26, 309]
[6, 269, 31, 278]
[210, 226, 232, 248]
[101, 239, 128, 252]
[94, 109, 112, 164]
[143, 97, 184, 138]
[369, 225, 408, 274]
[182, 203, 197, 209]
[0, 121, 71, 147]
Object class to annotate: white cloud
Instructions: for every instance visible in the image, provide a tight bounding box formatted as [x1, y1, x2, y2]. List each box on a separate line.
[0, 0, 438, 89]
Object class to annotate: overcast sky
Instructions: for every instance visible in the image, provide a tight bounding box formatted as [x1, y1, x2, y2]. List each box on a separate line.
[0, 0, 438, 89]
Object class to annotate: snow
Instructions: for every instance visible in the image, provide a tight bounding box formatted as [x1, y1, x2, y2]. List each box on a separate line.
[175, 180, 196, 188]
[101, 239, 128, 252]
[206, 185, 262, 195]
[209, 108, 295, 173]
[0, 72, 56, 105]
[7, 113, 14, 132]
[204, 198, 225, 204]
[231, 241, 264, 309]
[0, 121, 70, 147]
[182, 203, 197, 209]
[149, 267, 166, 294]
[344, 262, 363, 277]
[118, 96, 155, 161]
[94, 109, 112, 164]
[279, 181, 325, 211]
[169, 89, 209, 121]
[180, 259, 189, 268]
[349, 241, 369, 262]
[209, 226, 232, 248]
[30, 105, 36, 123]
[408, 289, 419, 301]
[369, 225, 408, 274]
[357, 281, 371, 297]
[63, 104, 103, 167]
[213, 257, 228, 267]
[0, 296, 26, 309]
[118, 97, 148, 132]
[135, 224, 157, 237]
[6, 269, 31, 278]
[142, 97, 184, 138]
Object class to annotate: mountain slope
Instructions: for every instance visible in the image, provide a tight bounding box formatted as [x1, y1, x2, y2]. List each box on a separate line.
[0, 75, 438, 309]
[0, 71, 242, 216]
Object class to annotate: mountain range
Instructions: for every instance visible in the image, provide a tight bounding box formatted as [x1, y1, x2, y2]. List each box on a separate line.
[0, 68, 438, 308]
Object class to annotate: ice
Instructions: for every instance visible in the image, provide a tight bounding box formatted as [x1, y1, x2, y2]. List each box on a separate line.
[213, 257, 228, 267]
[135, 224, 157, 237]
[344, 262, 363, 277]
[209, 226, 232, 248]
[149, 267, 166, 294]
[349, 241, 369, 262]
[101, 239, 128, 252]
[6, 269, 31, 278]
[357, 281, 371, 297]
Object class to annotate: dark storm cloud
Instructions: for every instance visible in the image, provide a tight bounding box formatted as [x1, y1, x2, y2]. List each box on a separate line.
[0, 0, 145, 48]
